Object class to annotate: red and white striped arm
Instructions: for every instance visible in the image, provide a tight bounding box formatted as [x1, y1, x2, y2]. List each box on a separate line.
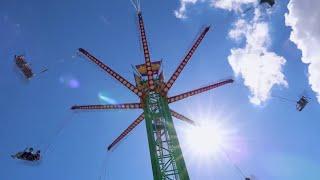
[78, 48, 142, 97]
[163, 26, 211, 93]
[107, 113, 145, 151]
[71, 103, 142, 110]
[137, 12, 155, 90]
[170, 109, 195, 125]
[167, 79, 234, 103]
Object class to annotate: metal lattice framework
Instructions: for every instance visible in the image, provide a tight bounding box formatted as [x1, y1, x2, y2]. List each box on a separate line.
[72, 10, 233, 180]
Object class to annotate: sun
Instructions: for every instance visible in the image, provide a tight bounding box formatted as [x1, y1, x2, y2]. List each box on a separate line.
[178, 105, 245, 162]
[184, 121, 228, 156]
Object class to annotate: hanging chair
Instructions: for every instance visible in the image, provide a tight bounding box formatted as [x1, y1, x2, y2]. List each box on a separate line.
[260, 0, 275, 7]
[14, 55, 34, 79]
[11, 148, 41, 162]
[296, 96, 309, 111]
[243, 0, 275, 14]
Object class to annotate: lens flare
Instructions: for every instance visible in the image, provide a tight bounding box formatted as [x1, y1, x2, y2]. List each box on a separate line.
[59, 75, 80, 89]
[184, 121, 228, 156]
[98, 92, 117, 104]
[178, 103, 249, 166]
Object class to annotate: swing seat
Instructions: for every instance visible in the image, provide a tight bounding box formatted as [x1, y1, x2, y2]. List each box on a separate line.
[14, 55, 35, 79]
[21, 65, 34, 79]
[16, 154, 40, 162]
[296, 96, 308, 111]
[12, 151, 41, 161]
[260, 0, 275, 7]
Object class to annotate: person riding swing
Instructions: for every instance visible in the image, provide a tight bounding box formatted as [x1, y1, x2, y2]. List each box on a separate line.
[11, 147, 41, 161]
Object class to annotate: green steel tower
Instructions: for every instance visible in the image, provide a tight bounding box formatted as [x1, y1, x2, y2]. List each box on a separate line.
[72, 9, 233, 180]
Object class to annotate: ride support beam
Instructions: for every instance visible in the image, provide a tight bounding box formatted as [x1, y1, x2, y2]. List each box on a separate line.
[170, 109, 195, 125]
[107, 113, 145, 151]
[71, 103, 142, 110]
[162, 26, 211, 93]
[137, 12, 155, 90]
[167, 79, 234, 103]
[78, 48, 142, 97]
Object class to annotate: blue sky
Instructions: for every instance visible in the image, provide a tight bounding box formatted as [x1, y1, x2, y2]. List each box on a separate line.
[0, 0, 319, 180]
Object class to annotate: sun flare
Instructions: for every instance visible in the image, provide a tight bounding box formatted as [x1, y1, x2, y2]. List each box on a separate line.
[184, 121, 231, 157]
[178, 105, 246, 163]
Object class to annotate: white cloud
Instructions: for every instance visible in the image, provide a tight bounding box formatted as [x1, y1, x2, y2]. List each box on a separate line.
[174, 0, 199, 19]
[174, 0, 256, 19]
[228, 19, 248, 41]
[212, 0, 256, 11]
[174, 0, 288, 105]
[285, 0, 320, 103]
[228, 10, 288, 105]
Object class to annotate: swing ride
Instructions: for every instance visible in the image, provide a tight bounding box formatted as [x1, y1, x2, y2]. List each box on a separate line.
[15, 55, 34, 79]
[272, 94, 311, 112]
[14, 55, 48, 80]
[296, 96, 309, 111]
[243, 0, 276, 14]
[11, 148, 41, 162]
[260, 0, 275, 7]
[8, 0, 317, 179]
[71, 4, 234, 180]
